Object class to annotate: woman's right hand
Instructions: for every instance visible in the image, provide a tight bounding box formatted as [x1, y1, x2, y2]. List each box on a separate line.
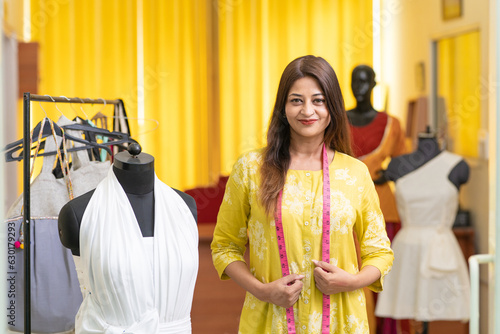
[261, 274, 305, 308]
[223, 261, 304, 308]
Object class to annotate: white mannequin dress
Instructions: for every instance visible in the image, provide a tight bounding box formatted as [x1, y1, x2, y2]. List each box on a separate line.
[375, 151, 470, 321]
[74, 167, 199, 333]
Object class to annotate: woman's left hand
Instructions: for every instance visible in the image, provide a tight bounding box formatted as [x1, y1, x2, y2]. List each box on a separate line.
[312, 260, 358, 295]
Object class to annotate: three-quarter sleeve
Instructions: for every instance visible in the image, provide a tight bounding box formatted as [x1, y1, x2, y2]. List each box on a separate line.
[354, 167, 394, 292]
[211, 155, 252, 280]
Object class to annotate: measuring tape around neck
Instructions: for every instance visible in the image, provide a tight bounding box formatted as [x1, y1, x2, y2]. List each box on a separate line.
[274, 143, 331, 333]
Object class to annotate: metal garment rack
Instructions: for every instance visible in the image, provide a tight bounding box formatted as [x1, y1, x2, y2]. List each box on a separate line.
[22, 93, 123, 334]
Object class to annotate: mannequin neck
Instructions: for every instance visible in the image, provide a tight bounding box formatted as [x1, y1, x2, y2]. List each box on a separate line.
[112, 150, 155, 195]
[347, 101, 378, 127]
[354, 98, 374, 113]
[113, 165, 154, 195]
[416, 136, 441, 159]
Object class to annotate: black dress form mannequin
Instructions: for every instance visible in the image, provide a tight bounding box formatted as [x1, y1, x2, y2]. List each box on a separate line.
[346, 65, 378, 127]
[378, 130, 469, 334]
[58, 143, 197, 256]
[383, 130, 469, 189]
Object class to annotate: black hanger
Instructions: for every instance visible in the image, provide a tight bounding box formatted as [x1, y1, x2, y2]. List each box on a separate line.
[3, 117, 114, 162]
[71, 117, 104, 161]
[61, 122, 137, 148]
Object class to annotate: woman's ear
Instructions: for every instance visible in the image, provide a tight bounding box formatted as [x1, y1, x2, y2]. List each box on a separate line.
[281, 110, 288, 124]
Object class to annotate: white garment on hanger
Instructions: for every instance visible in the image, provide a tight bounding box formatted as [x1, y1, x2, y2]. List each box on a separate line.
[76, 167, 199, 333]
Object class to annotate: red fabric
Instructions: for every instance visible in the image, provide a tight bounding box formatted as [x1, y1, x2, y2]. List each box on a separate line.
[184, 176, 229, 224]
[349, 112, 388, 158]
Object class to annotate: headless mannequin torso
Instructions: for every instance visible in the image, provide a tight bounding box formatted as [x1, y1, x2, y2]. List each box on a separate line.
[383, 133, 469, 189]
[375, 133, 470, 334]
[58, 144, 197, 256]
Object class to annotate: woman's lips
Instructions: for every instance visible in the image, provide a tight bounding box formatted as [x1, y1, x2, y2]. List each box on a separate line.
[299, 119, 317, 125]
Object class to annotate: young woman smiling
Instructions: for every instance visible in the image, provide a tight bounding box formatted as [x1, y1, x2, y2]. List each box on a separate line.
[212, 55, 394, 334]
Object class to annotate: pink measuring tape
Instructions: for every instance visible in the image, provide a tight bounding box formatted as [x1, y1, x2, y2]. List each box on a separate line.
[274, 143, 331, 333]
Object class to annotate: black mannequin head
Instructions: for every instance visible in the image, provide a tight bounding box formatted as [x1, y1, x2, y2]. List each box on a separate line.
[351, 65, 376, 103]
[113, 143, 154, 194]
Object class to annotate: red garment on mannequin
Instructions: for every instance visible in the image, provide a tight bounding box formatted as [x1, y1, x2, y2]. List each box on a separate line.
[349, 112, 407, 229]
[350, 112, 388, 157]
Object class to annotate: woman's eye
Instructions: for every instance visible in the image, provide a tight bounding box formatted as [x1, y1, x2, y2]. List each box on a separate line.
[290, 98, 302, 103]
[314, 99, 325, 104]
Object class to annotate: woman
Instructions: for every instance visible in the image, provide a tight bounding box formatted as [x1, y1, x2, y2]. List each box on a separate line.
[211, 55, 394, 333]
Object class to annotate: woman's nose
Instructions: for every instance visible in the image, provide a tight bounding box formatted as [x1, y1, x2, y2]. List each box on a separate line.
[301, 101, 315, 116]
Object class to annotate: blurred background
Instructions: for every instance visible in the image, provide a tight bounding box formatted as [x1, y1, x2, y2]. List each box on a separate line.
[0, 0, 498, 333]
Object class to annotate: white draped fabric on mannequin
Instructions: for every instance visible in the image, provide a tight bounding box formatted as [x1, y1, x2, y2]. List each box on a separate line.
[75, 167, 199, 334]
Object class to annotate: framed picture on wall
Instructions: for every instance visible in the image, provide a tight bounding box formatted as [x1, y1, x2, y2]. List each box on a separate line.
[442, 0, 463, 20]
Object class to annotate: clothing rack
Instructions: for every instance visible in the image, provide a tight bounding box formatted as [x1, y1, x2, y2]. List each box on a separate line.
[22, 93, 124, 334]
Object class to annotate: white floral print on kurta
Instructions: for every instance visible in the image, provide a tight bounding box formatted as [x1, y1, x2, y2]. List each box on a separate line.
[222, 186, 233, 205]
[344, 314, 368, 334]
[238, 227, 247, 239]
[329, 190, 356, 235]
[335, 167, 357, 185]
[330, 301, 339, 332]
[284, 196, 304, 216]
[306, 310, 322, 333]
[249, 221, 267, 260]
[243, 292, 259, 310]
[362, 211, 390, 251]
[212, 241, 245, 264]
[231, 152, 260, 187]
[356, 288, 366, 307]
[271, 304, 286, 333]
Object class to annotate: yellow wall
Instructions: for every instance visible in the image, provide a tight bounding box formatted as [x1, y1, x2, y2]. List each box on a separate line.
[379, 0, 492, 332]
[437, 30, 480, 158]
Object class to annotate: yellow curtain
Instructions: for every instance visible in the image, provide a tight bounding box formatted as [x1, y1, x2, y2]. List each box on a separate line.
[142, 0, 213, 190]
[217, 0, 373, 174]
[26, 0, 213, 191]
[437, 31, 480, 157]
[6, 1, 138, 191]
[29, 0, 138, 131]
[12, 0, 372, 190]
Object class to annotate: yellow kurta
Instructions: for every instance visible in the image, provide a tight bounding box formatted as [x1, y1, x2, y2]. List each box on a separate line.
[211, 149, 394, 334]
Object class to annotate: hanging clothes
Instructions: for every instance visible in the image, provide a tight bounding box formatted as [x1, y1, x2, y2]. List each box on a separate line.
[75, 167, 198, 334]
[57, 115, 110, 197]
[5, 117, 112, 333]
[5, 134, 81, 334]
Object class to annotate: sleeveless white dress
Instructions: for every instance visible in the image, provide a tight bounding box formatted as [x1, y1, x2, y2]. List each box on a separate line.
[375, 151, 470, 321]
[75, 167, 199, 333]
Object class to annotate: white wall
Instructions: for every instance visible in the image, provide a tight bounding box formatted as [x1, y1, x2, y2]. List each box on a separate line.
[379, 0, 492, 332]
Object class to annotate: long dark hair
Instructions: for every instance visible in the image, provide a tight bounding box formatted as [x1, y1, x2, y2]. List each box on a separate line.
[259, 55, 352, 215]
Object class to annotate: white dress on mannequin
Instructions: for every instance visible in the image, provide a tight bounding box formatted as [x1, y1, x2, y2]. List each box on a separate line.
[74, 167, 199, 333]
[375, 151, 470, 321]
